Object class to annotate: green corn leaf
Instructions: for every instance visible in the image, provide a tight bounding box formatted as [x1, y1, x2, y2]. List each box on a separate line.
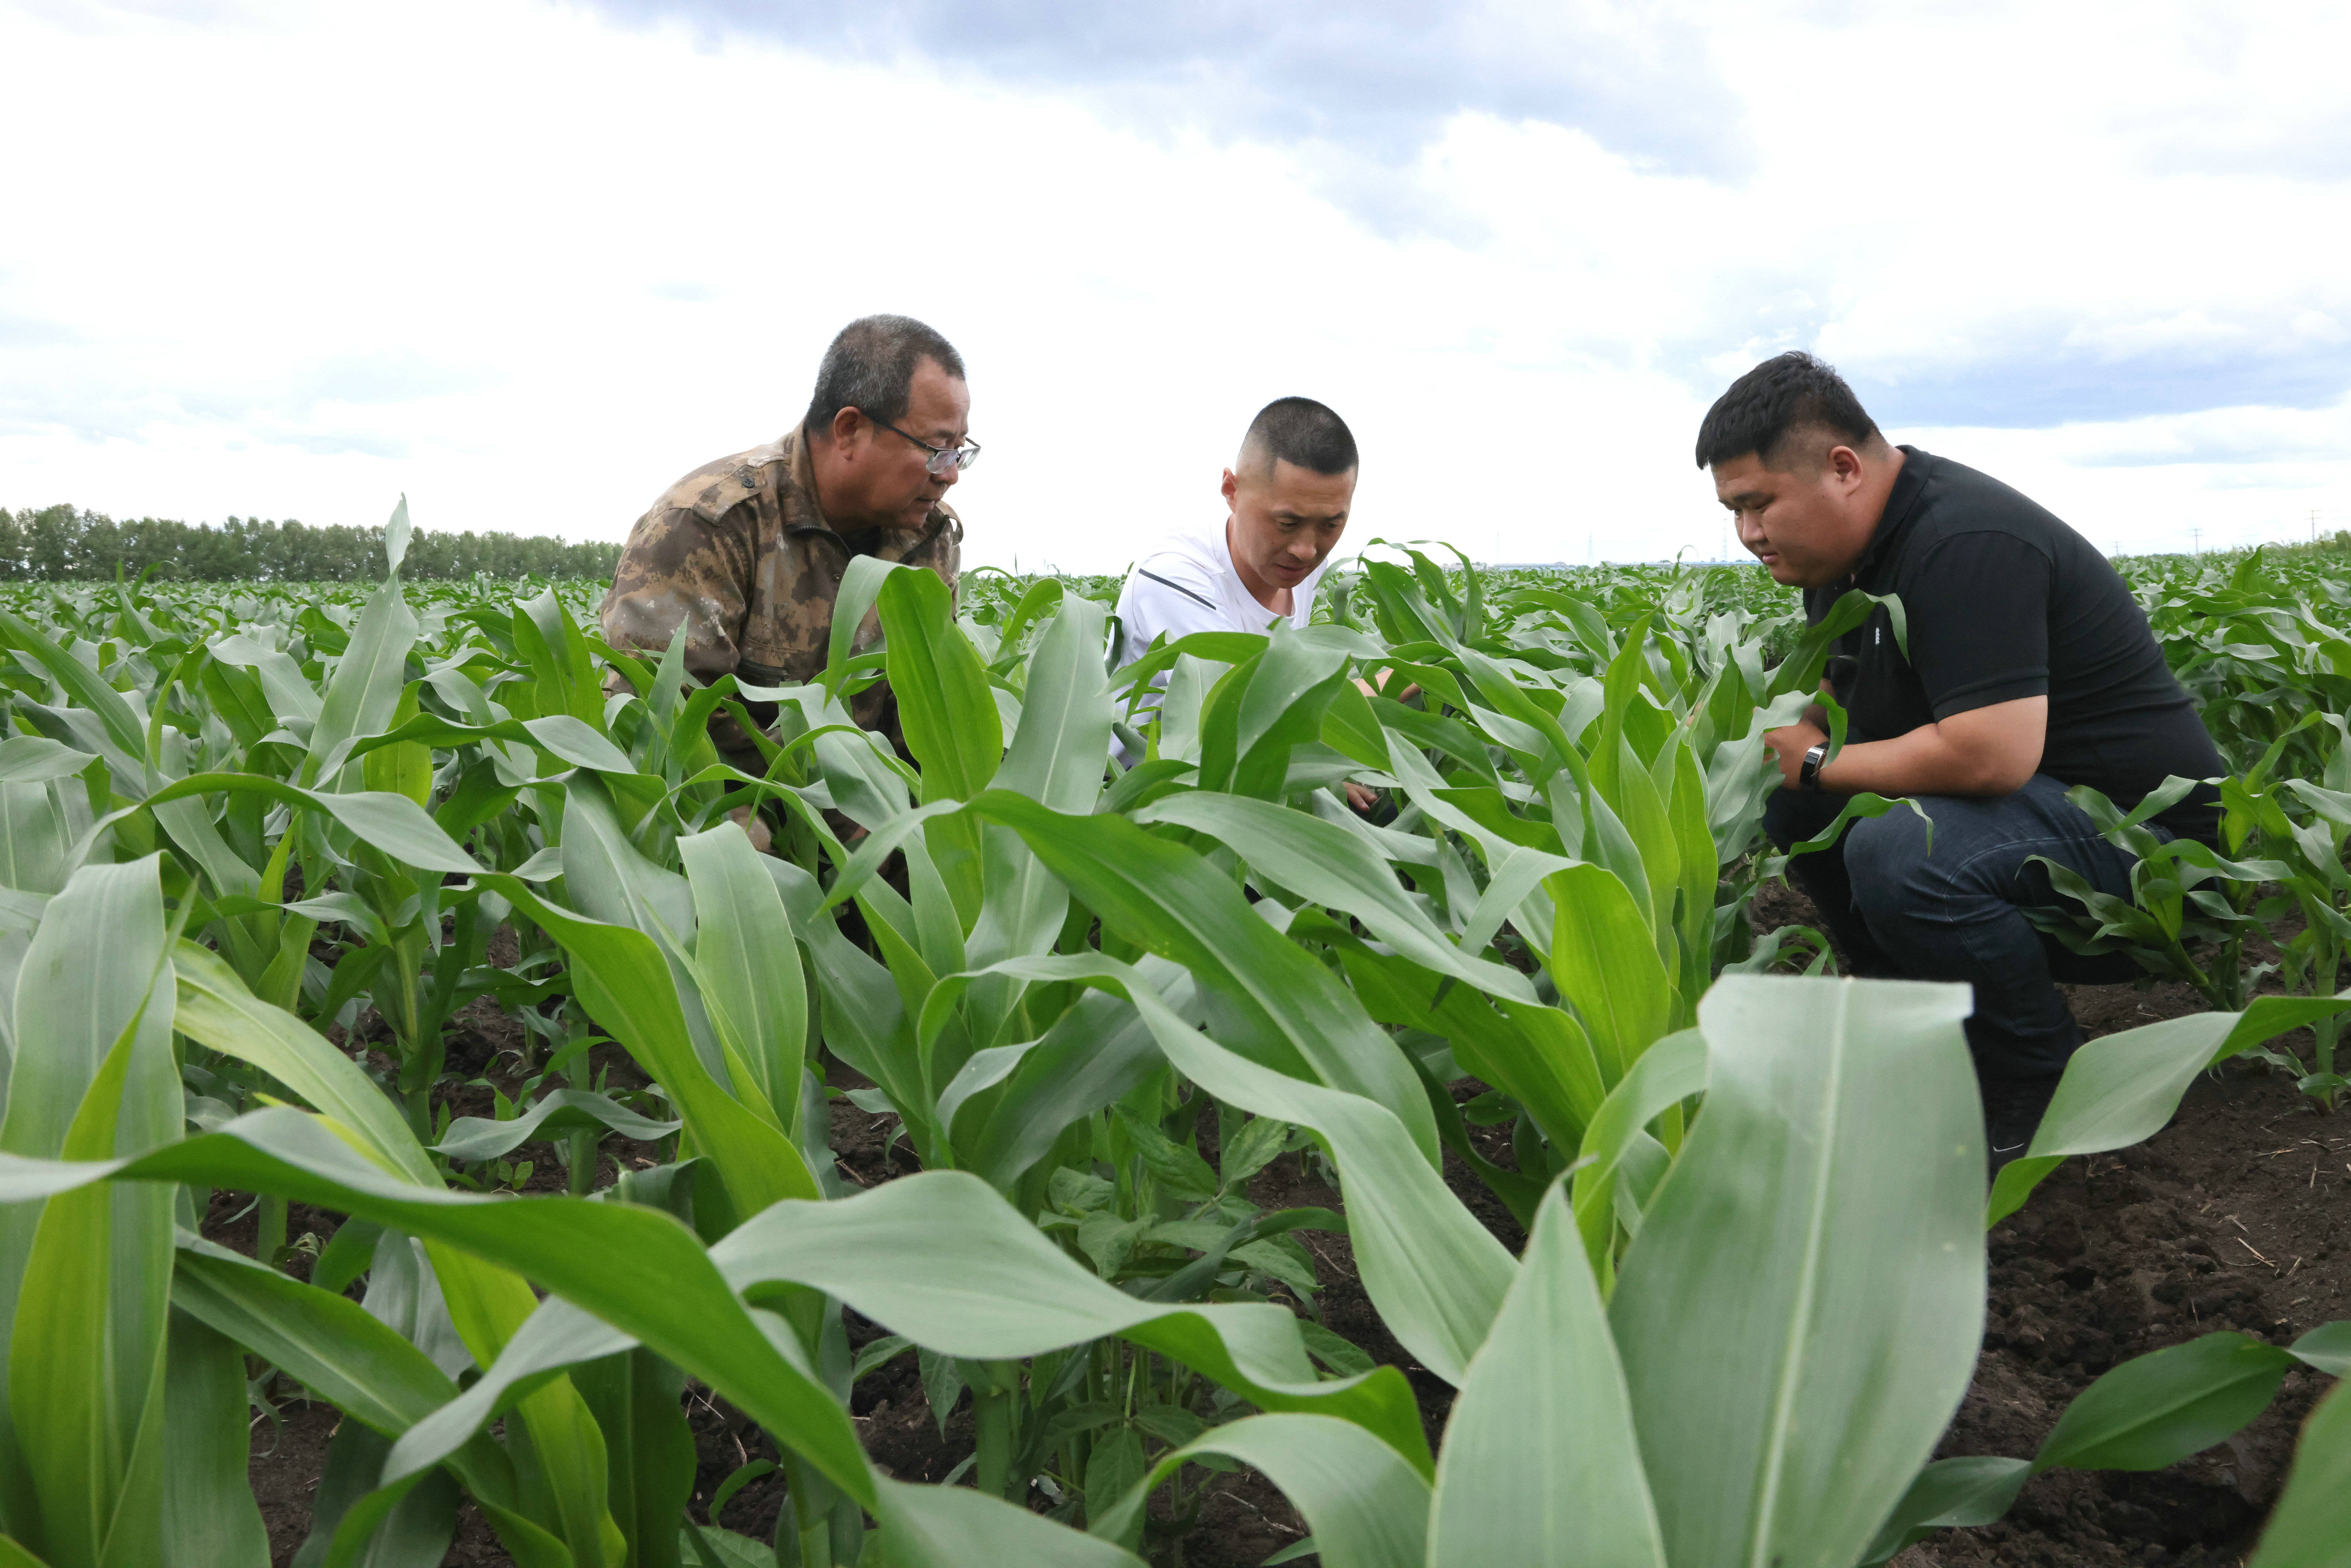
[0, 859, 180, 1568]
[680, 1522, 769, 1568]
[879, 564, 1003, 802]
[1089, 1414, 1427, 1568]
[966, 792, 1439, 1164]
[1110, 1104, 1220, 1202]
[418, 1252, 625, 1568]
[429, 1089, 679, 1163]
[2034, 1331, 2296, 1473]
[1453, 841, 1574, 961]
[1335, 945, 1601, 1154]
[822, 555, 902, 696]
[159, 1307, 270, 1568]
[865, 1474, 1144, 1568]
[171, 941, 438, 1184]
[919, 952, 1512, 1390]
[1853, 1456, 2034, 1565]
[476, 875, 821, 1214]
[879, 566, 1003, 927]
[2249, 1376, 2351, 1568]
[514, 587, 607, 730]
[2289, 1320, 2351, 1377]
[679, 823, 809, 1126]
[572, 1347, 694, 1568]
[295, 1424, 462, 1568]
[0, 738, 101, 785]
[708, 1169, 1431, 1472]
[767, 859, 934, 1139]
[1569, 1028, 1707, 1279]
[305, 571, 421, 786]
[380, 1295, 634, 1489]
[167, 1237, 519, 1509]
[1427, 1180, 1666, 1568]
[1196, 636, 1352, 799]
[0, 1109, 875, 1512]
[1135, 792, 1536, 1004]
[1988, 995, 2351, 1225]
[1610, 976, 1985, 1568]
[1544, 862, 1673, 1085]
[360, 684, 434, 805]
[131, 772, 480, 876]
[967, 595, 1112, 1050]
[942, 977, 1179, 1190]
[341, 712, 638, 778]
[8, 983, 168, 1568]
[1666, 740, 1719, 1012]
[0, 608, 149, 770]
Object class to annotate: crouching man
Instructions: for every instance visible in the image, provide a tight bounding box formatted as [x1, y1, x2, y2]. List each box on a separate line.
[1699, 352, 2226, 1166]
[601, 314, 976, 772]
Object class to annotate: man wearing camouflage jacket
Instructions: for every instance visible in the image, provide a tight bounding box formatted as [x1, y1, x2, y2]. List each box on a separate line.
[599, 314, 976, 773]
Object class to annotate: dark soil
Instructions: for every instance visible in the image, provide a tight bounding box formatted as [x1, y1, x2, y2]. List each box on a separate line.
[228, 934, 669, 1567]
[1750, 879, 2351, 1567]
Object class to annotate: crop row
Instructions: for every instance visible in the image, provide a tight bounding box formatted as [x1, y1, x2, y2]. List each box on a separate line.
[0, 513, 2340, 1566]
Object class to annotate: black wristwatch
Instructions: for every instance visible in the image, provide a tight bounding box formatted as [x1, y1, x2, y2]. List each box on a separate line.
[1798, 741, 1829, 793]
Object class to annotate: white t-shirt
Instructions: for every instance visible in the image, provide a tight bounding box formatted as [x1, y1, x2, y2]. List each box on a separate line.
[1113, 517, 1333, 668]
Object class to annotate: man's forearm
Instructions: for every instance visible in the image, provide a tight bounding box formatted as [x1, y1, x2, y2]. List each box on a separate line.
[1818, 722, 2030, 797]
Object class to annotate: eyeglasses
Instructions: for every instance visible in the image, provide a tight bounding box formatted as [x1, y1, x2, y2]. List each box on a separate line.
[868, 415, 982, 476]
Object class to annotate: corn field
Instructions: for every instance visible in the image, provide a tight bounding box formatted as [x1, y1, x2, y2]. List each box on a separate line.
[0, 504, 2345, 1568]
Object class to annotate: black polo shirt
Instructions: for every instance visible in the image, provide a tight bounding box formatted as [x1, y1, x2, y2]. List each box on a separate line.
[1806, 447, 2223, 842]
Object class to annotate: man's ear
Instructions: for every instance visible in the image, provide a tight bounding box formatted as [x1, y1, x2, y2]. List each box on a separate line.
[1826, 444, 1866, 490]
[1220, 468, 1240, 510]
[830, 406, 866, 453]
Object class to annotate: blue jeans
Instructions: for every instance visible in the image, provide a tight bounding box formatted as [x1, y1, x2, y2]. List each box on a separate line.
[1763, 776, 2153, 1079]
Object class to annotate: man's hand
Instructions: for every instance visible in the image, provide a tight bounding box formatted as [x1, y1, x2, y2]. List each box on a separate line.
[727, 804, 773, 854]
[1763, 721, 1828, 790]
[1357, 671, 1422, 705]
[1345, 781, 1380, 813]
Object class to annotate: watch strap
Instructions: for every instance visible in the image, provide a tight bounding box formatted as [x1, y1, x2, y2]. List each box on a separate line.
[1799, 742, 1829, 792]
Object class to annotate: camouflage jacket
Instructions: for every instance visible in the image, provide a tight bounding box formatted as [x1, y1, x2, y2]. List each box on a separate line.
[599, 428, 962, 765]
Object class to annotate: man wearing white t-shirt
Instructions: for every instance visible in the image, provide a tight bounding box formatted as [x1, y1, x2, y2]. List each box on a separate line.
[1115, 397, 1372, 802]
[1115, 396, 1357, 661]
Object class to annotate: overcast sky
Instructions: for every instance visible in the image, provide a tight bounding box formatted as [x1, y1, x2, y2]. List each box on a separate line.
[3, 0, 2347, 568]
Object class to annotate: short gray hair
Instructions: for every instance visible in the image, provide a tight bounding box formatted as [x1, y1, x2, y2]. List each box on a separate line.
[801, 314, 966, 439]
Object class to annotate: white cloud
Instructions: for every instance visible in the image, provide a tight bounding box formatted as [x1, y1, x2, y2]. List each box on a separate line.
[0, 0, 2346, 569]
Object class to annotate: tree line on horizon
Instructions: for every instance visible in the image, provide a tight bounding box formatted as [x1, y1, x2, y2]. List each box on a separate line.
[0, 504, 622, 582]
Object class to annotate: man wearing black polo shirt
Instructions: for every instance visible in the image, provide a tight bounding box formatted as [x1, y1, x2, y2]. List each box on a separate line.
[1699, 352, 2225, 1168]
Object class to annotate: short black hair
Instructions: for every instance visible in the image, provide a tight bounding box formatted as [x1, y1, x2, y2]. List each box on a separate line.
[1694, 351, 1880, 470]
[802, 314, 966, 439]
[1239, 396, 1358, 477]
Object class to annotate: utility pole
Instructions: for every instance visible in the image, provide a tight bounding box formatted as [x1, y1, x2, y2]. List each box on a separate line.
[2312, 509, 2323, 543]
[2191, 527, 2202, 556]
